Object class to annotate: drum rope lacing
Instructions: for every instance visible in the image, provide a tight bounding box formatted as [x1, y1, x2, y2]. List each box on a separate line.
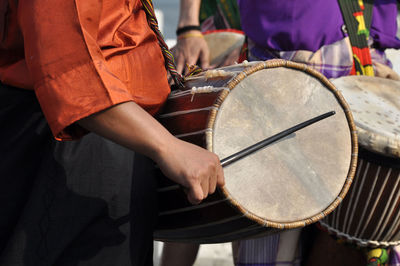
[319, 221, 400, 248]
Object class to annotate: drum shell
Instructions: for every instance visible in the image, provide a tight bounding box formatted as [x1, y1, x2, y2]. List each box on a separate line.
[320, 148, 400, 248]
[156, 169, 278, 243]
[319, 75, 400, 248]
[155, 67, 273, 243]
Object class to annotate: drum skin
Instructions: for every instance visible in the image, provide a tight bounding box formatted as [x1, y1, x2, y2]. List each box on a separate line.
[203, 29, 245, 66]
[155, 60, 358, 243]
[320, 76, 400, 248]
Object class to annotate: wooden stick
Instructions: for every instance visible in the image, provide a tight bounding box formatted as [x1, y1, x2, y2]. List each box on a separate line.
[220, 111, 336, 167]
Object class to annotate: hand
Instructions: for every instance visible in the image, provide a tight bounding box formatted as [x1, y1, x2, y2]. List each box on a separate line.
[77, 101, 224, 205]
[155, 137, 225, 205]
[172, 31, 210, 74]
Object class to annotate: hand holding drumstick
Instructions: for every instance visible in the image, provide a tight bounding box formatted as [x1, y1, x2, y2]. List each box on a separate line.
[78, 101, 225, 205]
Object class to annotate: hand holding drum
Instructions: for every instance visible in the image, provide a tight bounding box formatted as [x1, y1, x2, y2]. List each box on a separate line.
[155, 137, 225, 205]
[172, 30, 245, 74]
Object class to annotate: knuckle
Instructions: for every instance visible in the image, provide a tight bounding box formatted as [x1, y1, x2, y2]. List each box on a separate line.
[195, 195, 202, 202]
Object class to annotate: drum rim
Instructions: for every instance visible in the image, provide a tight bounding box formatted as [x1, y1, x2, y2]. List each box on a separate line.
[206, 59, 359, 229]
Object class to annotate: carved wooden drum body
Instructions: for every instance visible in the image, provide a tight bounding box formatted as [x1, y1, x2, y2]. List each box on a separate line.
[320, 76, 400, 248]
[154, 60, 357, 243]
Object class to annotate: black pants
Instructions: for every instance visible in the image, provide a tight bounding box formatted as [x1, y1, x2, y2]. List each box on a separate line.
[0, 84, 158, 266]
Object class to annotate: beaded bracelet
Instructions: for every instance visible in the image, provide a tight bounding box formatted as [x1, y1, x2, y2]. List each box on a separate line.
[176, 25, 201, 36]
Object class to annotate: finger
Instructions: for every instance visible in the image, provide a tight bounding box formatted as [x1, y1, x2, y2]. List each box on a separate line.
[187, 184, 204, 205]
[201, 175, 209, 199]
[176, 55, 185, 75]
[199, 47, 210, 70]
[209, 170, 217, 194]
[186, 54, 199, 68]
[216, 163, 225, 187]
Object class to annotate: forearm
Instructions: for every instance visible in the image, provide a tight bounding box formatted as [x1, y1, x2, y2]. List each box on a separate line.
[77, 100, 225, 204]
[178, 0, 201, 27]
[25, 0, 224, 205]
[77, 101, 172, 162]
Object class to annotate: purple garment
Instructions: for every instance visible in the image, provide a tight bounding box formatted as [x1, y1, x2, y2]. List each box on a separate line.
[237, 0, 400, 52]
[371, 0, 400, 50]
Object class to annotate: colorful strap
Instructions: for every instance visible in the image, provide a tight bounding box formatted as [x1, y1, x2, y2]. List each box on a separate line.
[338, 0, 374, 76]
[140, 0, 185, 88]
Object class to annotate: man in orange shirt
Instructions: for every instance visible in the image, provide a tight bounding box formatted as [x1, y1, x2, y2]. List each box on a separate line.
[0, 0, 224, 265]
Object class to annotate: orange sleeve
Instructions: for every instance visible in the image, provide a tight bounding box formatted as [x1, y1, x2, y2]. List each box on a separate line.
[19, 0, 136, 140]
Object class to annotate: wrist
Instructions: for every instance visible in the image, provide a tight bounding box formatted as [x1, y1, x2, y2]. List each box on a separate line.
[176, 25, 201, 36]
[177, 18, 200, 29]
[177, 31, 203, 41]
[150, 133, 176, 164]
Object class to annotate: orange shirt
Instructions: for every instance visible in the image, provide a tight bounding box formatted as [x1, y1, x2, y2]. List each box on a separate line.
[0, 0, 170, 140]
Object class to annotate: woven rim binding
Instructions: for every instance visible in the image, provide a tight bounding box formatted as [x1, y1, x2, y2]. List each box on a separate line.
[206, 59, 359, 229]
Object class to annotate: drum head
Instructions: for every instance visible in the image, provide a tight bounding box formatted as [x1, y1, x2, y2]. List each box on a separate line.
[331, 76, 400, 158]
[212, 66, 353, 224]
[203, 30, 245, 66]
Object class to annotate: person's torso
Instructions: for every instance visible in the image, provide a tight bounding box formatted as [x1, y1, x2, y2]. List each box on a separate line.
[237, 0, 400, 52]
[0, 0, 170, 113]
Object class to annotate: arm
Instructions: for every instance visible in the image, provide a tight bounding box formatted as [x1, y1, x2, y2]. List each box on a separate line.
[78, 101, 225, 205]
[178, 0, 202, 28]
[174, 0, 210, 73]
[20, 0, 224, 204]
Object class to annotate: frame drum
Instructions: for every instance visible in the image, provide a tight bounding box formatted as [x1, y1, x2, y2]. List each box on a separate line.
[155, 60, 358, 243]
[320, 76, 400, 248]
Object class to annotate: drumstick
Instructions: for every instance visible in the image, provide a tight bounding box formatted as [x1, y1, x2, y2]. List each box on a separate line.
[220, 111, 336, 167]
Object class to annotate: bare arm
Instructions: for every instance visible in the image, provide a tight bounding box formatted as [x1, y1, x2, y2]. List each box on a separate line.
[78, 101, 225, 205]
[178, 0, 202, 28]
[174, 0, 210, 73]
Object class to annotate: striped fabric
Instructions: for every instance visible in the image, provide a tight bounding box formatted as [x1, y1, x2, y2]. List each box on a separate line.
[233, 229, 302, 266]
[247, 36, 399, 80]
[247, 37, 354, 79]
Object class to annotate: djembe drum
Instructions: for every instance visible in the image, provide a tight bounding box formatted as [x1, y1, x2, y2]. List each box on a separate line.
[319, 75, 400, 248]
[154, 60, 358, 243]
